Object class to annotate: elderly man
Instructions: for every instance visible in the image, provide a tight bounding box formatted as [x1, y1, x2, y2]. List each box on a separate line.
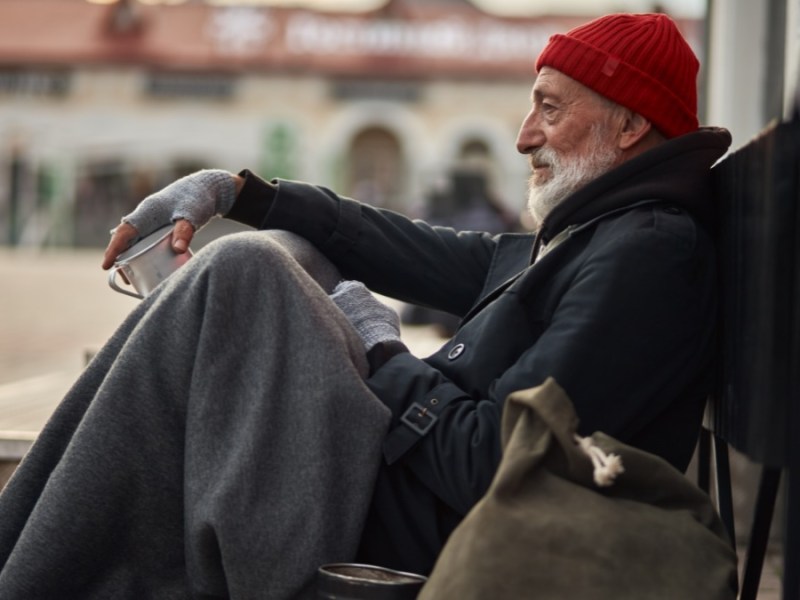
[0, 12, 731, 600]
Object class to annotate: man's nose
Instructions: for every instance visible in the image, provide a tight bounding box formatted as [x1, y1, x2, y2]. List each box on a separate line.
[516, 110, 544, 154]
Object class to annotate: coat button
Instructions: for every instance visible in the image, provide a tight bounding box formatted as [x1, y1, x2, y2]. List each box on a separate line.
[448, 343, 465, 360]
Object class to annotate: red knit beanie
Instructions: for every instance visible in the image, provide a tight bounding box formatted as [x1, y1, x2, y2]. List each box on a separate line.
[535, 13, 699, 139]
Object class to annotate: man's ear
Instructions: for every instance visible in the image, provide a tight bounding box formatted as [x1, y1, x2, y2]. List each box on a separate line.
[618, 111, 653, 150]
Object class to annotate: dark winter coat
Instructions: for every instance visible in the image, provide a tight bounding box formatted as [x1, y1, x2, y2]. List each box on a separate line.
[227, 126, 732, 573]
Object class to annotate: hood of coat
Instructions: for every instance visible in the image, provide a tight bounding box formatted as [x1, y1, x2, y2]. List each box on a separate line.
[535, 127, 732, 247]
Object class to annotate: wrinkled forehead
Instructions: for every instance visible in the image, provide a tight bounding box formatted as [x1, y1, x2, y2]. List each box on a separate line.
[532, 67, 614, 108]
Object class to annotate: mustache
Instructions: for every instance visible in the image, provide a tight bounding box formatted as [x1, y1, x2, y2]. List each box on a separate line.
[528, 147, 558, 170]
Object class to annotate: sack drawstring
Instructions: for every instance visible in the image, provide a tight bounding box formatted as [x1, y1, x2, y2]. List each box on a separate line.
[574, 435, 625, 487]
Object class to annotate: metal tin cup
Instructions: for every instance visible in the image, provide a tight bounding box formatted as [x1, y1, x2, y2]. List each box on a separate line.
[108, 224, 192, 299]
[317, 563, 427, 600]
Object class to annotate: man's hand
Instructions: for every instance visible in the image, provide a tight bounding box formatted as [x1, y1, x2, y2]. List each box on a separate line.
[101, 170, 242, 269]
[101, 219, 194, 270]
[330, 281, 401, 351]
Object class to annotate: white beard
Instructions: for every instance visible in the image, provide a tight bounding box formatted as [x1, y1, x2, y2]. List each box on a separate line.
[526, 129, 620, 229]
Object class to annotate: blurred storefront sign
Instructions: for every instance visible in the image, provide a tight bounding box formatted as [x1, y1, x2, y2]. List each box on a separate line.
[0, 1, 702, 80]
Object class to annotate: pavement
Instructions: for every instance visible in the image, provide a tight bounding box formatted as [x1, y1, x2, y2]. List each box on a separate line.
[0, 246, 135, 451]
[0, 239, 785, 599]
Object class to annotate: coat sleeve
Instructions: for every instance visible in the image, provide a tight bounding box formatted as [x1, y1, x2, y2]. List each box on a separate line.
[368, 210, 715, 516]
[228, 172, 497, 316]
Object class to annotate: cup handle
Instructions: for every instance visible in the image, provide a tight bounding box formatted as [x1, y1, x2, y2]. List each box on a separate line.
[108, 267, 143, 299]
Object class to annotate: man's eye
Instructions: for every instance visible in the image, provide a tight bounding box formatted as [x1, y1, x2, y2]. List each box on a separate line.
[541, 103, 558, 120]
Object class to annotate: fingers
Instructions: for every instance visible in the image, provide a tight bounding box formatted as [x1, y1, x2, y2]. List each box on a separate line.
[102, 218, 194, 271]
[171, 219, 195, 253]
[102, 222, 139, 270]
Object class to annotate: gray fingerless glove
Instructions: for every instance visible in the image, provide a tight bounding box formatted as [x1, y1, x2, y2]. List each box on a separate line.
[120, 169, 237, 237]
[330, 280, 401, 351]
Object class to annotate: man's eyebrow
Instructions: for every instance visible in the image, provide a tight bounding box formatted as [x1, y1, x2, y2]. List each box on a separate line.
[532, 86, 562, 103]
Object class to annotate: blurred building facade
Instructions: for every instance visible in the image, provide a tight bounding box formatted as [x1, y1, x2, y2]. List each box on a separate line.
[0, 0, 703, 247]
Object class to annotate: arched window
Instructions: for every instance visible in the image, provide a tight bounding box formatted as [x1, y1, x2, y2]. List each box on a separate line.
[456, 137, 504, 204]
[346, 126, 406, 213]
[457, 138, 494, 178]
[447, 137, 516, 233]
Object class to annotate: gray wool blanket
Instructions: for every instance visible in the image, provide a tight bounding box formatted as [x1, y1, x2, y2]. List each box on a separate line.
[0, 231, 391, 599]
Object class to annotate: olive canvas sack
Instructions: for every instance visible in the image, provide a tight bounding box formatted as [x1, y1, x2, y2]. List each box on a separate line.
[418, 378, 738, 600]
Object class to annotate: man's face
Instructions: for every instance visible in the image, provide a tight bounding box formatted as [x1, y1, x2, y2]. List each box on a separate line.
[516, 67, 624, 228]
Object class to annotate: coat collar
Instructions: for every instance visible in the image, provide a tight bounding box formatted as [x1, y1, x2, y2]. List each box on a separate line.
[531, 127, 732, 260]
